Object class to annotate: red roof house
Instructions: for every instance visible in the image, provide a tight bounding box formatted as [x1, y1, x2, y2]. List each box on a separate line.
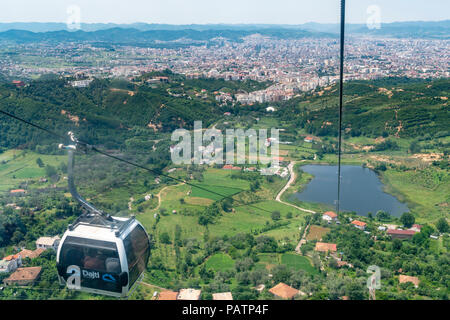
[322, 211, 337, 221]
[315, 242, 337, 253]
[351, 220, 367, 230]
[387, 229, 416, 240]
[269, 283, 300, 300]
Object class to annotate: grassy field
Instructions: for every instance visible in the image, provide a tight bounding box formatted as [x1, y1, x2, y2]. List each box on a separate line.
[190, 184, 243, 201]
[0, 149, 65, 192]
[381, 167, 449, 223]
[255, 252, 318, 275]
[189, 168, 249, 200]
[205, 253, 235, 272]
[281, 253, 319, 275]
[209, 200, 306, 243]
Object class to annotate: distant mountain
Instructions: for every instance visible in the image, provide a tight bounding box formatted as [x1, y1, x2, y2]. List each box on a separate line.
[303, 20, 450, 39]
[0, 27, 333, 45]
[0, 20, 448, 39]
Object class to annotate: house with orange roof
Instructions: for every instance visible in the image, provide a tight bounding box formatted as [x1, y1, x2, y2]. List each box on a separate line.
[387, 229, 415, 240]
[322, 211, 337, 222]
[0, 252, 23, 273]
[315, 242, 337, 253]
[9, 189, 27, 195]
[351, 220, 367, 230]
[269, 283, 301, 300]
[3, 267, 42, 286]
[157, 290, 179, 300]
[17, 248, 45, 260]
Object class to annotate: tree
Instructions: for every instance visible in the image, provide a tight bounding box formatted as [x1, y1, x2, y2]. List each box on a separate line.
[235, 257, 254, 272]
[45, 164, 57, 177]
[392, 239, 403, 251]
[221, 198, 233, 212]
[409, 140, 421, 154]
[400, 212, 415, 228]
[328, 258, 338, 269]
[376, 210, 391, 221]
[271, 264, 291, 284]
[174, 224, 182, 246]
[159, 232, 171, 244]
[436, 218, 449, 234]
[36, 157, 44, 168]
[271, 211, 281, 221]
[345, 280, 366, 300]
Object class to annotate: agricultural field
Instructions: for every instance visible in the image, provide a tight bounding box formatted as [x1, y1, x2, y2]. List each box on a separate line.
[0, 149, 65, 192]
[280, 253, 319, 275]
[381, 167, 449, 223]
[306, 225, 330, 241]
[205, 253, 235, 272]
[254, 252, 318, 275]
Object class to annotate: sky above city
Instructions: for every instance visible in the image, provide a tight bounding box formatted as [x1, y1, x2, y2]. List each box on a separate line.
[0, 0, 448, 25]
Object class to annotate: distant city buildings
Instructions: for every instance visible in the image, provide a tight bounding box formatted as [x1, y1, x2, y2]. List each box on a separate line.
[2, 36, 448, 94]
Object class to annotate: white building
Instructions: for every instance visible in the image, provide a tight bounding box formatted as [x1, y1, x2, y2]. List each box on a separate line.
[322, 211, 337, 222]
[0, 254, 22, 273]
[177, 288, 202, 300]
[36, 236, 60, 251]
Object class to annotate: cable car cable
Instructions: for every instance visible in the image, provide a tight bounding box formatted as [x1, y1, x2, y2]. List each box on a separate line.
[336, 0, 346, 215]
[0, 108, 276, 215]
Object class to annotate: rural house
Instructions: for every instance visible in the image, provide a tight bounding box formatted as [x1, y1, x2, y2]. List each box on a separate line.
[269, 282, 302, 300]
[387, 229, 416, 240]
[315, 242, 337, 253]
[9, 189, 27, 195]
[212, 292, 233, 300]
[322, 211, 337, 222]
[157, 290, 179, 300]
[3, 267, 42, 286]
[351, 220, 367, 230]
[17, 248, 45, 260]
[177, 288, 202, 300]
[0, 259, 18, 273]
[0, 253, 23, 273]
[36, 236, 60, 251]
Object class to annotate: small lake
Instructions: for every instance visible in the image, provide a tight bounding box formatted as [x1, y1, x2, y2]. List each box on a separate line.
[291, 165, 409, 217]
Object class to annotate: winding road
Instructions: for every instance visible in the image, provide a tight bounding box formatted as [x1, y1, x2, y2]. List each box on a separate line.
[275, 161, 316, 214]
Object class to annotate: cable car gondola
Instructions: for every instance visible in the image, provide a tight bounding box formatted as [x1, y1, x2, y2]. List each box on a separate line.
[56, 132, 150, 298]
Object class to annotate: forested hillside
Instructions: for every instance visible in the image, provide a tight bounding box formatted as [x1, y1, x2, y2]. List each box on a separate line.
[276, 78, 449, 139]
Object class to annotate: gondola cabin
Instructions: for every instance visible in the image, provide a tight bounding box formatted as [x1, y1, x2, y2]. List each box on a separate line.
[56, 214, 150, 297]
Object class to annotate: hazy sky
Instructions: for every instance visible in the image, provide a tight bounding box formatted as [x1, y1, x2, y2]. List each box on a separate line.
[1, 0, 449, 24]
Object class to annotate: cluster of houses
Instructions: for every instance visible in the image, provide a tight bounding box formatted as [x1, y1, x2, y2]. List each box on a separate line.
[155, 282, 306, 300]
[0, 236, 60, 286]
[316, 210, 427, 286]
[322, 210, 425, 239]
